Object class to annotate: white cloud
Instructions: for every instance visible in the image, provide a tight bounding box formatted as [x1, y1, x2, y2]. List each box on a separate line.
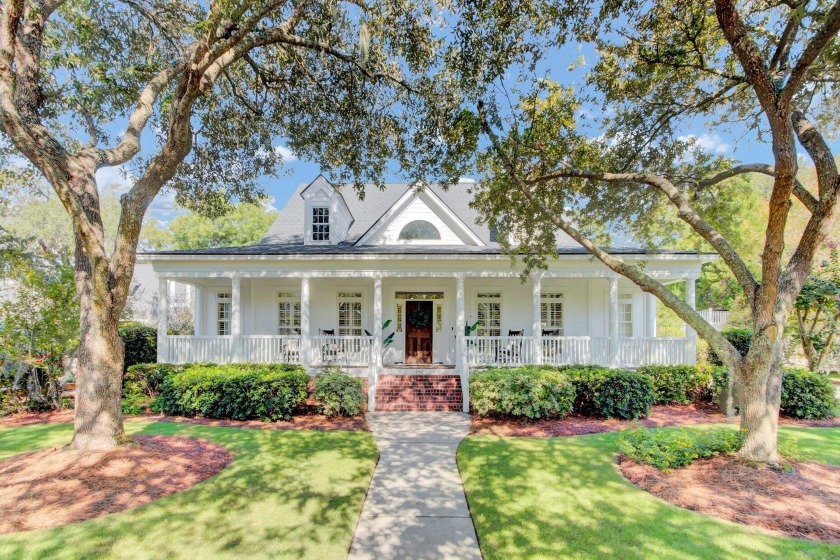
[678, 133, 730, 154]
[96, 164, 135, 193]
[274, 145, 298, 162]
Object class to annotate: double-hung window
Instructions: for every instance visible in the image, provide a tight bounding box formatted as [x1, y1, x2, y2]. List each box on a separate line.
[338, 292, 363, 336]
[312, 207, 330, 241]
[216, 292, 231, 335]
[277, 292, 301, 335]
[540, 293, 564, 335]
[475, 293, 502, 336]
[619, 293, 633, 337]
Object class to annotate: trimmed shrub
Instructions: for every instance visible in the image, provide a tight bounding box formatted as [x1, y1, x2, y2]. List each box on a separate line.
[470, 367, 576, 419]
[561, 366, 653, 419]
[122, 363, 186, 415]
[709, 328, 752, 366]
[637, 365, 713, 404]
[119, 324, 157, 371]
[156, 363, 308, 421]
[781, 369, 838, 420]
[618, 426, 743, 470]
[314, 371, 366, 417]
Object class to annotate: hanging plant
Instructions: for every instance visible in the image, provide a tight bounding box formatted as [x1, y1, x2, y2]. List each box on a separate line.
[407, 307, 431, 329]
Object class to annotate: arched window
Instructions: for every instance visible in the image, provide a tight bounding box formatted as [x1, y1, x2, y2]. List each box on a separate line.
[399, 220, 441, 241]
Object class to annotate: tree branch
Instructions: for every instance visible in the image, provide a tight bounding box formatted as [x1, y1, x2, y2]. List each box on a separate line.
[699, 163, 818, 213]
[478, 100, 743, 366]
[791, 109, 838, 201]
[782, 0, 840, 106]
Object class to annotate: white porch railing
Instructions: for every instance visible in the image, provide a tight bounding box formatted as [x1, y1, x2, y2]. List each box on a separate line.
[466, 335, 691, 367]
[240, 336, 301, 363]
[619, 337, 688, 367]
[162, 335, 691, 367]
[163, 335, 301, 364]
[698, 308, 729, 329]
[164, 336, 234, 363]
[466, 336, 533, 366]
[542, 337, 610, 366]
[310, 335, 374, 366]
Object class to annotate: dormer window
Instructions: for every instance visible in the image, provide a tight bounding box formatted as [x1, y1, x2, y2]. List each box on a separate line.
[312, 207, 330, 241]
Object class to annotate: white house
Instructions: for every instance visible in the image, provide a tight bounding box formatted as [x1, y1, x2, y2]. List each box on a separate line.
[141, 175, 715, 411]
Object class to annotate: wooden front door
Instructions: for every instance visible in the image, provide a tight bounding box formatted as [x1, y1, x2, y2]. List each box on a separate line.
[405, 300, 433, 364]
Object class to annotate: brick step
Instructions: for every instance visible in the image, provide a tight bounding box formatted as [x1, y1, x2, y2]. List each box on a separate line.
[374, 374, 463, 412]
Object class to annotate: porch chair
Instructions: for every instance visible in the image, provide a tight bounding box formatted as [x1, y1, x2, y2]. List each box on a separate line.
[318, 329, 338, 361]
[496, 330, 524, 364]
[542, 329, 562, 360]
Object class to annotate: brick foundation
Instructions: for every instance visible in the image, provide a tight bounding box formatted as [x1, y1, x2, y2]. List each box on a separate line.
[375, 374, 463, 412]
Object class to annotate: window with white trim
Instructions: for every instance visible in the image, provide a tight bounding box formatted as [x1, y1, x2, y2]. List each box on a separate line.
[475, 293, 501, 336]
[277, 292, 301, 335]
[312, 207, 330, 241]
[619, 293, 633, 337]
[541, 293, 564, 335]
[216, 292, 231, 335]
[338, 292, 363, 336]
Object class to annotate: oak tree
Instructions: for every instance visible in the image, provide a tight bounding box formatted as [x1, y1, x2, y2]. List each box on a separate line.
[455, 0, 840, 461]
[0, 0, 470, 450]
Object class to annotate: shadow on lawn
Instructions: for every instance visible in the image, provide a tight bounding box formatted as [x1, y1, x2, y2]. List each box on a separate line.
[0, 421, 378, 560]
[458, 432, 840, 560]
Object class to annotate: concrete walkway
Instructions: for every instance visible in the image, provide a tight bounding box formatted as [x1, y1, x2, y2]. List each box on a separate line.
[348, 412, 481, 560]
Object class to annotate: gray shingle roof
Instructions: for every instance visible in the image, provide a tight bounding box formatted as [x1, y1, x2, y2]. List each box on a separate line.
[145, 177, 695, 257]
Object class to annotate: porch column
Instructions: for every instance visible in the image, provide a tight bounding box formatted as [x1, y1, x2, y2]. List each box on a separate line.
[609, 277, 619, 368]
[231, 276, 242, 362]
[644, 293, 656, 338]
[456, 274, 468, 412]
[300, 277, 311, 370]
[532, 276, 543, 364]
[194, 285, 205, 336]
[685, 278, 697, 365]
[370, 277, 383, 412]
[156, 277, 169, 363]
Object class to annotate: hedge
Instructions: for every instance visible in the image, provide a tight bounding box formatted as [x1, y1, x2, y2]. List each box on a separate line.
[470, 367, 576, 419]
[712, 366, 838, 419]
[154, 363, 308, 421]
[636, 365, 713, 404]
[619, 426, 742, 470]
[119, 324, 157, 371]
[122, 363, 187, 415]
[709, 328, 752, 366]
[313, 371, 366, 417]
[557, 366, 654, 419]
[780, 369, 838, 420]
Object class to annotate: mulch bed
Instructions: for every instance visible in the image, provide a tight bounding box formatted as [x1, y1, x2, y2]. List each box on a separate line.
[1, 407, 368, 431]
[469, 403, 840, 437]
[619, 454, 840, 543]
[148, 412, 368, 432]
[0, 409, 75, 428]
[469, 403, 733, 437]
[0, 435, 231, 534]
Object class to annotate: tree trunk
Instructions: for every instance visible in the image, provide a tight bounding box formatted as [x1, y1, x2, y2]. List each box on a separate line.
[69, 307, 126, 450]
[736, 331, 784, 463]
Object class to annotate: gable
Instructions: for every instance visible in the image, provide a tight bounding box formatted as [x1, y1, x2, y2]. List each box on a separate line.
[357, 190, 485, 246]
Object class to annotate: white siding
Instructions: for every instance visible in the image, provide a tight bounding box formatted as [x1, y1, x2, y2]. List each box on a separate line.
[372, 196, 465, 245]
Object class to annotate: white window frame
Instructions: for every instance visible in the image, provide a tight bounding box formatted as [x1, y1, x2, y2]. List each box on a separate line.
[474, 292, 502, 337]
[311, 206, 330, 242]
[337, 291, 364, 336]
[277, 291, 301, 335]
[216, 291, 231, 336]
[619, 293, 634, 338]
[540, 292, 565, 335]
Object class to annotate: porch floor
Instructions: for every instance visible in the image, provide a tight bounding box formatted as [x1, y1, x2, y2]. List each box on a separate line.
[348, 412, 480, 560]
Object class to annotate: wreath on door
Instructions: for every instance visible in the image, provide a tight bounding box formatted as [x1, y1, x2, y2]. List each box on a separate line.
[407, 307, 432, 329]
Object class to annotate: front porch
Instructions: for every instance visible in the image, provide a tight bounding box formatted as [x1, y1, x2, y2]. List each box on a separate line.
[154, 271, 699, 411]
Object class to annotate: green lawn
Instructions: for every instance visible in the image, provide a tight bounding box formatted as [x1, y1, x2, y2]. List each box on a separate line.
[459, 426, 840, 560]
[0, 421, 378, 560]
